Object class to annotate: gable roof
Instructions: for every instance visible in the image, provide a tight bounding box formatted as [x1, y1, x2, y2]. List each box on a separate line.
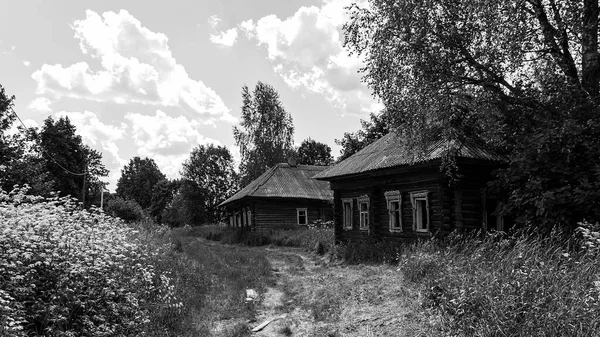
[219, 163, 333, 207]
[314, 132, 505, 180]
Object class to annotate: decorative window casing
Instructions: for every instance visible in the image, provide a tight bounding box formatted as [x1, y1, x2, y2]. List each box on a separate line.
[297, 208, 308, 225]
[385, 191, 402, 232]
[410, 191, 430, 233]
[246, 209, 252, 227]
[357, 195, 370, 231]
[342, 198, 353, 230]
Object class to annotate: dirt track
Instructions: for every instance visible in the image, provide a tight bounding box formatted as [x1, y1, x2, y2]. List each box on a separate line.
[204, 239, 431, 337]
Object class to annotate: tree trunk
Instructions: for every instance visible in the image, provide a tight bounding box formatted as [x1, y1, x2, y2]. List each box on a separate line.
[582, 0, 600, 97]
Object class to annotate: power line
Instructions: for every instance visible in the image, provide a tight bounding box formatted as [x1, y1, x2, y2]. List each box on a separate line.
[8, 107, 86, 176]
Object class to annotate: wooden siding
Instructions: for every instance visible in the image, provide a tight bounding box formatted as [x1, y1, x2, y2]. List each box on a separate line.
[329, 160, 500, 242]
[225, 197, 332, 231]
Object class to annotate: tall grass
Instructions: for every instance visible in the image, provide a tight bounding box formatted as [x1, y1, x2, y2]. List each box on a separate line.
[188, 225, 335, 254]
[399, 227, 600, 336]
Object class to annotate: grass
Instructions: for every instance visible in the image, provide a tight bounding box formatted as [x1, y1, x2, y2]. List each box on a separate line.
[398, 228, 600, 336]
[141, 225, 275, 336]
[185, 225, 335, 254]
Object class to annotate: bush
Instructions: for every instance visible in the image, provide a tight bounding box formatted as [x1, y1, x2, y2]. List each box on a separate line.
[337, 239, 403, 265]
[105, 195, 146, 223]
[399, 228, 600, 336]
[0, 187, 179, 336]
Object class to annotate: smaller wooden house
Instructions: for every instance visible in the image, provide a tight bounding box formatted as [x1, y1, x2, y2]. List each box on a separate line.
[219, 161, 333, 230]
[313, 132, 507, 243]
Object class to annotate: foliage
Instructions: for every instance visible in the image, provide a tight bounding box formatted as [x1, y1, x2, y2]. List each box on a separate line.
[0, 85, 55, 196]
[399, 227, 600, 336]
[335, 239, 402, 265]
[149, 179, 180, 224]
[297, 138, 334, 166]
[343, 0, 600, 228]
[116, 157, 166, 209]
[233, 81, 295, 187]
[105, 195, 147, 223]
[334, 111, 391, 162]
[38, 116, 108, 205]
[190, 225, 335, 253]
[0, 186, 179, 336]
[179, 144, 238, 225]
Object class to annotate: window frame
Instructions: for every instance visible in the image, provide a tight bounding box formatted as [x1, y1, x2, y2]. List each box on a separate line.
[410, 191, 430, 233]
[385, 190, 402, 233]
[357, 195, 370, 231]
[342, 198, 353, 230]
[246, 209, 252, 227]
[296, 208, 308, 225]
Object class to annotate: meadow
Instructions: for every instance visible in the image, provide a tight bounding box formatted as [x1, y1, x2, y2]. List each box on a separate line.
[2, 186, 599, 336]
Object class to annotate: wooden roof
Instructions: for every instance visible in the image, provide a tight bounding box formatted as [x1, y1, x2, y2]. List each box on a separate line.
[219, 163, 333, 207]
[314, 132, 505, 180]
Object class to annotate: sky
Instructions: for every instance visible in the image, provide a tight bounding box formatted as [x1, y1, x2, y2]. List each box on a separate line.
[0, 0, 381, 191]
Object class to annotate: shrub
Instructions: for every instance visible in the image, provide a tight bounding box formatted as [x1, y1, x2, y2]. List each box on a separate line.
[399, 228, 600, 336]
[339, 239, 403, 264]
[0, 186, 179, 336]
[105, 195, 146, 223]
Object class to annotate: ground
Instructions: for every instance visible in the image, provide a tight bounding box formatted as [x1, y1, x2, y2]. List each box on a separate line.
[199, 238, 432, 337]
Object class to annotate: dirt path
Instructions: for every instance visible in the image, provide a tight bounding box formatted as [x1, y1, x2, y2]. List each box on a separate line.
[199, 238, 431, 336]
[251, 246, 430, 336]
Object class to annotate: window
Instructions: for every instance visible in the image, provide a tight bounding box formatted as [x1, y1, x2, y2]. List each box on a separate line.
[342, 198, 353, 230]
[297, 208, 307, 225]
[247, 209, 252, 227]
[410, 191, 429, 233]
[385, 191, 402, 232]
[229, 215, 234, 227]
[358, 195, 369, 231]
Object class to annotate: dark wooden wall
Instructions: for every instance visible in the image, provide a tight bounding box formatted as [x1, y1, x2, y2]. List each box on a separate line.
[225, 198, 333, 230]
[329, 159, 499, 242]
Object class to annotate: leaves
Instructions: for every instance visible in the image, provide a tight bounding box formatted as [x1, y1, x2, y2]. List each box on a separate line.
[233, 82, 294, 187]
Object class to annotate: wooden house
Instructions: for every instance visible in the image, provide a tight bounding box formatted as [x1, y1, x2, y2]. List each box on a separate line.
[313, 132, 507, 242]
[219, 161, 333, 230]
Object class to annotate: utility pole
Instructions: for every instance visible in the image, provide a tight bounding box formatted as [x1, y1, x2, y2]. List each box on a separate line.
[81, 157, 87, 208]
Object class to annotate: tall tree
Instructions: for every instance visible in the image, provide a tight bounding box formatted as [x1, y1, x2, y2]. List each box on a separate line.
[39, 116, 108, 204]
[116, 157, 166, 209]
[344, 0, 600, 228]
[180, 144, 238, 225]
[233, 81, 295, 187]
[335, 111, 391, 162]
[149, 179, 180, 224]
[297, 138, 334, 166]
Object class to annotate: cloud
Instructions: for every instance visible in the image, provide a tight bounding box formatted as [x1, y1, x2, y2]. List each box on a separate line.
[54, 110, 127, 166]
[23, 60, 31, 67]
[28, 97, 53, 112]
[208, 15, 221, 29]
[210, 28, 238, 47]
[238, 0, 381, 115]
[124, 110, 220, 178]
[32, 10, 233, 124]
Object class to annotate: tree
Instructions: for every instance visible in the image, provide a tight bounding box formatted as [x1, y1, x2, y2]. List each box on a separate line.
[233, 81, 295, 187]
[38, 116, 108, 204]
[116, 157, 166, 210]
[179, 144, 238, 225]
[335, 111, 391, 162]
[297, 138, 334, 166]
[149, 179, 180, 224]
[343, 0, 600, 228]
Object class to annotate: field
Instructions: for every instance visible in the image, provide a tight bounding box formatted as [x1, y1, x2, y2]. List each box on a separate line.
[2, 187, 600, 336]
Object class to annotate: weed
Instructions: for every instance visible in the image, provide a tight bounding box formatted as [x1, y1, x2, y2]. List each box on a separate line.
[280, 324, 293, 336]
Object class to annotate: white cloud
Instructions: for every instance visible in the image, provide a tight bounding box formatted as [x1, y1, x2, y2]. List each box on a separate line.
[32, 10, 233, 124]
[238, 0, 380, 115]
[208, 15, 221, 29]
[27, 97, 53, 112]
[124, 110, 220, 178]
[210, 27, 238, 47]
[23, 60, 31, 67]
[53, 111, 128, 180]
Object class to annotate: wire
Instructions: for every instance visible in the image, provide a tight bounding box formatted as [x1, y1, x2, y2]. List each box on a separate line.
[8, 107, 87, 176]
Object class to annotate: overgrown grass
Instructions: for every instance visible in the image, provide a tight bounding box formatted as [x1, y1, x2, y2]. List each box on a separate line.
[399, 227, 600, 336]
[187, 225, 335, 254]
[0, 187, 274, 337]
